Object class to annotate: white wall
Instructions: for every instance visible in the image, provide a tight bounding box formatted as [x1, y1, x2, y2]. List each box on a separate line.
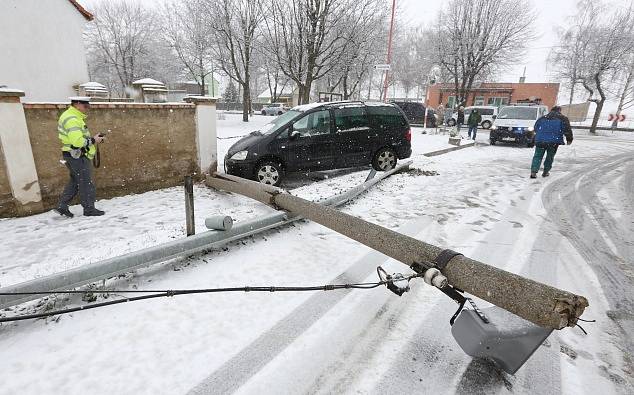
[0, 0, 90, 102]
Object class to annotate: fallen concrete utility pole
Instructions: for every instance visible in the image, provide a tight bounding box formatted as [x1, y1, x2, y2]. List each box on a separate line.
[207, 173, 589, 330]
[0, 162, 411, 310]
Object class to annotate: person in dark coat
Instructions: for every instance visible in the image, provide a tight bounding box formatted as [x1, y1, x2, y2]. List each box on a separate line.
[456, 106, 465, 133]
[467, 109, 481, 140]
[530, 106, 573, 178]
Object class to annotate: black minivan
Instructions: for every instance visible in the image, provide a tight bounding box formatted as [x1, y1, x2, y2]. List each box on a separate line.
[225, 101, 412, 186]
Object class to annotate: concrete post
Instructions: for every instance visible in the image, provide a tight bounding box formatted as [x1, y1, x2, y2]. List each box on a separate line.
[184, 96, 218, 174]
[0, 89, 43, 215]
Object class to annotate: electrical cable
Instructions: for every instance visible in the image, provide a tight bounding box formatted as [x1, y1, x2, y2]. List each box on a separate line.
[0, 274, 422, 324]
[92, 145, 101, 168]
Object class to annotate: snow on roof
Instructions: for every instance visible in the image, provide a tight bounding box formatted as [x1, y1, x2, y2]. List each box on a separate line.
[67, 0, 94, 21]
[132, 78, 165, 86]
[80, 82, 106, 88]
[257, 84, 295, 99]
[0, 88, 25, 94]
[292, 102, 327, 112]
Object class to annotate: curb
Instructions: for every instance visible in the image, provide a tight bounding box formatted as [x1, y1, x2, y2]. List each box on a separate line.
[424, 142, 476, 157]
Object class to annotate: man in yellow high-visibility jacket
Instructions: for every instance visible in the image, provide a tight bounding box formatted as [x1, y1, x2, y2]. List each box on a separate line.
[54, 97, 105, 218]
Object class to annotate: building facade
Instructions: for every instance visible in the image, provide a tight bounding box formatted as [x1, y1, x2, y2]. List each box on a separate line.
[427, 83, 560, 110]
[0, 0, 93, 101]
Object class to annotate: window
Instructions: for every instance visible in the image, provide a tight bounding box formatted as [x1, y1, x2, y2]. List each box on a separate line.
[497, 107, 538, 120]
[487, 97, 510, 107]
[474, 96, 485, 106]
[261, 110, 301, 135]
[334, 106, 369, 132]
[480, 108, 494, 115]
[447, 96, 456, 109]
[366, 105, 407, 128]
[292, 110, 331, 137]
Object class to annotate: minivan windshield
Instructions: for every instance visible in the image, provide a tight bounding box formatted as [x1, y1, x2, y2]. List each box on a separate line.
[497, 107, 538, 120]
[259, 110, 301, 135]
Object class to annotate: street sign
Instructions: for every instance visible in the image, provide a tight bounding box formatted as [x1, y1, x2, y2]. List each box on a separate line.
[608, 114, 626, 122]
[374, 64, 391, 71]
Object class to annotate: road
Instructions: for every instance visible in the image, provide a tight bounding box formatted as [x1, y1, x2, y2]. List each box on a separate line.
[189, 133, 634, 394]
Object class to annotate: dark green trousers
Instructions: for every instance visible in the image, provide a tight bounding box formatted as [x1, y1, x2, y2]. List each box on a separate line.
[531, 145, 558, 174]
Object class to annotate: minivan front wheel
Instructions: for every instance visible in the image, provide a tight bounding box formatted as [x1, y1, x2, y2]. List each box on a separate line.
[255, 160, 284, 186]
[372, 147, 397, 171]
[481, 120, 492, 129]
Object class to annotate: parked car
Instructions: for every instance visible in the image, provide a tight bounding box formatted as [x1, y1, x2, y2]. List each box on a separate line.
[225, 101, 412, 186]
[392, 101, 437, 127]
[490, 104, 548, 147]
[447, 106, 498, 129]
[261, 103, 289, 116]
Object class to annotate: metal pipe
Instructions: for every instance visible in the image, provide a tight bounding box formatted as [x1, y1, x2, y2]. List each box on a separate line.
[205, 216, 233, 231]
[205, 173, 589, 330]
[0, 162, 411, 310]
[185, 176, 195, 236]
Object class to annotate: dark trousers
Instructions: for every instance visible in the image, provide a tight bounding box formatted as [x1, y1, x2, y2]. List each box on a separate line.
[58, 153, 96, 210]
[531, 145, 559, 174]
[468, 125, 477, 139]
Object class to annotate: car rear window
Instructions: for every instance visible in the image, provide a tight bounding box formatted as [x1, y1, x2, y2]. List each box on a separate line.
[334, 106, 369, 132]
[367, 106, 407, 128]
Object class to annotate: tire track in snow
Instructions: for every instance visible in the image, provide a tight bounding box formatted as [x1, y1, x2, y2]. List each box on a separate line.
[187, 218, 431, 395]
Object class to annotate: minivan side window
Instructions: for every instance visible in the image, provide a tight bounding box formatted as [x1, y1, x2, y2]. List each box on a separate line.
[480, 108, 494, 115]
[334, 106, 369, 132]
[292, 109, 331, 137]
[366, 106, 407, 128]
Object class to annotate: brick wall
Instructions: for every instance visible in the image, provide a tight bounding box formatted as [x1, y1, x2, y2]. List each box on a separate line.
[22, 102, 199, 209]
[427, 83, 560, 109]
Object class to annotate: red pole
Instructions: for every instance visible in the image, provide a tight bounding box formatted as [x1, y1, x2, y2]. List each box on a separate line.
[382, 0, 397, 102]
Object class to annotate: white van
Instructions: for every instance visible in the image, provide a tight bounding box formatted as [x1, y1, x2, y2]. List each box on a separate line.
[490, 104, 548, 147]
[447, 106, 498, 129]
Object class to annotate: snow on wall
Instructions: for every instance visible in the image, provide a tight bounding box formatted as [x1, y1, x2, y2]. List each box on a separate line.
[0, 0, 90, 101]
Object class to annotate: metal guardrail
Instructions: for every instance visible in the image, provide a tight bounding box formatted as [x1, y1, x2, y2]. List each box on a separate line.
[0, 161, 412, 310]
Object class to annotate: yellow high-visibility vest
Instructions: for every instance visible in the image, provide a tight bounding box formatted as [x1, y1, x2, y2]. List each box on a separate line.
[57, 106, 96, 159]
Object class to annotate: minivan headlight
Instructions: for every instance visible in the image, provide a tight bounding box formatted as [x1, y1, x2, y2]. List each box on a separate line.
[528, 127, 534, 132]
[230, 150, 248, 160]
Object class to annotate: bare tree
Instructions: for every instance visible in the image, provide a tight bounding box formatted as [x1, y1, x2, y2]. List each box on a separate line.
[208, 0, 263, 121]
[574, 3, 634, 133]
[434, 0, 534, 107]
[161, 0, 216, 96]
[610, 53, 634, 127]
[85, 0, 164, 96]
[549, 1, 598, 106]
[264, 0, 360, 104]
[326, 0, 386, 100]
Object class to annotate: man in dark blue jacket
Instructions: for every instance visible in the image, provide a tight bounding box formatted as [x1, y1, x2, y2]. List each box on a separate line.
[530, 106, 573, 178]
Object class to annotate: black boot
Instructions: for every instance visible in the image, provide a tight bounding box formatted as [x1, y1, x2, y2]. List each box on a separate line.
[54, 207, 74, 218]
[84, 208, 105, 216]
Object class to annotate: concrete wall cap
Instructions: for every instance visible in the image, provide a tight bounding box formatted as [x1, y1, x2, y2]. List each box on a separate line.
[0, 89, 26, 97]
[183, 96, 218, 104]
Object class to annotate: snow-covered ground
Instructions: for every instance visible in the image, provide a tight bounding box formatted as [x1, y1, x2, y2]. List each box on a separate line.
[0, 114, 632, 394]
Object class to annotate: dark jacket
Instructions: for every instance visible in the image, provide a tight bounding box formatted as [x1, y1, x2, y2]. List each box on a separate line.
[467, 111, 481, 127]
[534, 111, 573, 146]
[457, 110, 465, 124]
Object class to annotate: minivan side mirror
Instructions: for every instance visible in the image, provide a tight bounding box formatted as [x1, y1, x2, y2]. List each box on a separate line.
[290, 130, 301, 140]
[492, 115, 497, 119]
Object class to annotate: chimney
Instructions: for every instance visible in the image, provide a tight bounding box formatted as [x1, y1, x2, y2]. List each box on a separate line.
[519, 67, 526, 83]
